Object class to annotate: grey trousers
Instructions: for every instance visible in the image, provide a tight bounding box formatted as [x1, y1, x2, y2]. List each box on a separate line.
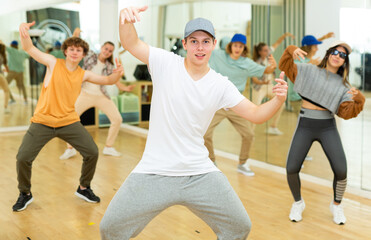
[100, 172, 251, 240]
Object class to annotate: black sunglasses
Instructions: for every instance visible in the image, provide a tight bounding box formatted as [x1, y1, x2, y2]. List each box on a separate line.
[330, 49, 347, 59]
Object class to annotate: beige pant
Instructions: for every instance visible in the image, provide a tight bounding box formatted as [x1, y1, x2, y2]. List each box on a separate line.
[67, 91, 122, 148]
[6, 71, 27, 101]
[290, 100, 302, 117]
[0, 74, 10, 108]
[204, 109, 254, 164]
[251, 81, 284, 128]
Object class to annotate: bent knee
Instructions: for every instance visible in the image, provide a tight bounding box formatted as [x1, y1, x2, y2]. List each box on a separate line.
[241, 131, 254, 140]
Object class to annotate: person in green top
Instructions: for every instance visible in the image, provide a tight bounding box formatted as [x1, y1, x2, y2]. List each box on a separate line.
[49, 41, 65, 59]
[204, 33, 276, 176]
[4, 40, 29, 104]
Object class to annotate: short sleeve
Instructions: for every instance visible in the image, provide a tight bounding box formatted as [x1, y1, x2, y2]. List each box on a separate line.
[220, 78, 245, 109]
[149, 46, 179, 81]
[244, 58, 266, 78]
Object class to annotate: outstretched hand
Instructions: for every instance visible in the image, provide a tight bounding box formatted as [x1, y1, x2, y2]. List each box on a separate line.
[120, 84, 136, 92]
[268, 55, 277, 68]
[19, 21, 36, 38]
[293, 48, 307, 61]
[348, 87, 360, 100]
[120, 6, 148, 24]
[273, 71, 288, 102]
[113, 58, 124, 76]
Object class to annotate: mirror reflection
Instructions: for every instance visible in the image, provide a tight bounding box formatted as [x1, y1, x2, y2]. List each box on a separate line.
[0, 0, 370, 192]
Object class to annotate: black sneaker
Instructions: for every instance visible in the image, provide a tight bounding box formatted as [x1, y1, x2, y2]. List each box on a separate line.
[13, 192, 33, 212]
[75, 186, 100, 203]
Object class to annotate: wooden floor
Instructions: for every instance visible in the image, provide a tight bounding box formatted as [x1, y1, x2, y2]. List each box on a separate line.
[1, 128, 371, 240]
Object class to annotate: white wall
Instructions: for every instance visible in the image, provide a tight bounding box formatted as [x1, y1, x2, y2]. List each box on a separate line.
[305, 0, 340, 59]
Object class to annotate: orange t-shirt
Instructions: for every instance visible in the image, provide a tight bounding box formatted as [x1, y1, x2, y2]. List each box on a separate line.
[31, 59, 85, 127]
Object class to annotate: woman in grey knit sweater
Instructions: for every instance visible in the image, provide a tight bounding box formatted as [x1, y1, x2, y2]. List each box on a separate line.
[279, 40, 365, 225]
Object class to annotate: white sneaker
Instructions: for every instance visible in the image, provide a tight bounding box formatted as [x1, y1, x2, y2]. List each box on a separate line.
[267, 127, 283, 135]
[289, 200, 305, 222]
[8, 99, 16, 105]
[330, 202, 346, 225]
[59, 148, 77, 160]
[305, 155, 313, 161]
[237, 164, 255, 176]
[4, 107, 10, 114]
[103, 147, 121, 157]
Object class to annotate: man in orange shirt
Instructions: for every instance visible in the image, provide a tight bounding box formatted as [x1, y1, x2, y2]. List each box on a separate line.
[13, 21, 123, 212]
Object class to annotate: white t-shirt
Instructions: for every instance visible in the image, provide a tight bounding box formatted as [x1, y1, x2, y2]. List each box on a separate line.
[81, 60, 105, 95]
[132, 47, 244, 176]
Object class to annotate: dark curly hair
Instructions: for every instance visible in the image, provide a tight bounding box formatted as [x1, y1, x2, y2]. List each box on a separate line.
[61, 37, 89, 57]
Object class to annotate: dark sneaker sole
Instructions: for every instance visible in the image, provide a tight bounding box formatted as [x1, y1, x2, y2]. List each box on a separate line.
[13, 198, 33, 212]
[74, 192, 99, 203]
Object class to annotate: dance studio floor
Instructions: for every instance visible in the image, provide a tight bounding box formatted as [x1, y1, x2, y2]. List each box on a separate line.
[1, 128, 371, 239]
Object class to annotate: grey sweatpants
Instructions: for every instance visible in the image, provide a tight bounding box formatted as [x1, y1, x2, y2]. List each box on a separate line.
[100, 172, 251, 240]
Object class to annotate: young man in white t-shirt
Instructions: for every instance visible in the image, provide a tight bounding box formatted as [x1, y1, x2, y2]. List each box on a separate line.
[100, 6, 288, 240]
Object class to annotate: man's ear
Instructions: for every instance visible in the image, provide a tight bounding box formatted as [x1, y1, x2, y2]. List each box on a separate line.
[182, 38, 187, 51]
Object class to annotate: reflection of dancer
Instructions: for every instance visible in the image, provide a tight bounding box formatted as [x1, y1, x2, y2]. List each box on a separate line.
[4, 40, 29, 104]
[60, 41, 135, 160]
[100, 6, 287, 239]
[279, 41, 365, 225]
[251, 32, 295, 135]
[13, 21, 123, 212]
[204, 33, 276, 176]
[0, 43, 10, 113]
[49, 41, 65, 59]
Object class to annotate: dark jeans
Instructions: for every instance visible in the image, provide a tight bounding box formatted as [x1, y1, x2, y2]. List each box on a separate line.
[16, 122, 99, 193]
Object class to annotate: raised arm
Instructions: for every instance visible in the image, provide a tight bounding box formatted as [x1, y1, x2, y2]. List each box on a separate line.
[84, 58, 123, 85]
[271, 32, 295, 50]
[317, 32, 335, 42]
[19, 21, 56, 68]
[263, 55, 277, 74]
[278, 45, 307, 83]
[231, 72, 287, 124]
[119, 6, 150, 64]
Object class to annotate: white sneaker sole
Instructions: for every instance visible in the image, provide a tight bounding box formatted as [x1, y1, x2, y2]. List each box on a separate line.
[75, 192, 99, 203]
[59, 152, 77, 160]
[15, 197, 34, 212]
[237, 169, 255, 176]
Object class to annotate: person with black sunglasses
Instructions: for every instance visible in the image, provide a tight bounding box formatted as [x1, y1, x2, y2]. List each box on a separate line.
[279, 40, 365, 225]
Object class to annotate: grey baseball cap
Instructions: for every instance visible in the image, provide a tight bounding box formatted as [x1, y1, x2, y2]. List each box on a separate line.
[184, 18, 215, 39]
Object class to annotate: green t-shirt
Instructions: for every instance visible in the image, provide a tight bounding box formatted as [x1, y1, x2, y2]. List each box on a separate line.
[289, 57, 310, 101]
[50, 49, 65, 59]
[209, 49, 265, 92]
[6, 46, 29, 72]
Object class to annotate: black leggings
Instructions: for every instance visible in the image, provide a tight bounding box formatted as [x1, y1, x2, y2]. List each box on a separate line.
[286, 111, 347, 203]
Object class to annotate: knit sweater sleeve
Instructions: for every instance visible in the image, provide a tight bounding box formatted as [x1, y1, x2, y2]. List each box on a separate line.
[337, 90, 365, 119]
[278, 45, 298, 83]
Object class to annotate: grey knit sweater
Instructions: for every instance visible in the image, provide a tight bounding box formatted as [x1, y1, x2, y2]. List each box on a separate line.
[294, 63, 352, 114]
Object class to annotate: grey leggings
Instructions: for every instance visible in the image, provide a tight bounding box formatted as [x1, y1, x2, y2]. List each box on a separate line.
[100, 172, 251, 240]
[286, 109, 347, 203]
